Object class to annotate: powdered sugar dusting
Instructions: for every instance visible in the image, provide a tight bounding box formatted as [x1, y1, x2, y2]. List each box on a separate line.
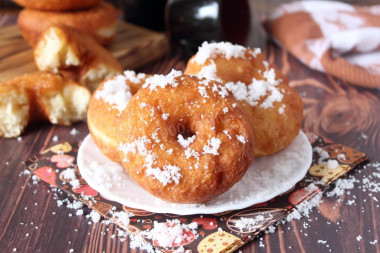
[143, 69, 182, 91]
[191, 42, 284, 109]
[61, 168, 80, 189]
[236, 135, 247, 144]
[203, 137, 222, 155]
[143, 219, 198, 249]
[146, 165, 182, 186]
[193, 41, 248, 64]
[119, 137, 183, 186]
[224, 66, 283, 108]
[94, 74, 133, 113]
[177, 134, 196, 148]
[123, 70, 146, 84]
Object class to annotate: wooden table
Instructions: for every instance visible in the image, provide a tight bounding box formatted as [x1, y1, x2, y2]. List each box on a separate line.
[1, 2, 379, 252]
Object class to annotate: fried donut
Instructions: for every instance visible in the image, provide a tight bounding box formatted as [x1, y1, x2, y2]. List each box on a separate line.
[185, 42, 303, 157]
[34, 25, 123, 92]
[0, 72, 91, 138]
[14, 0, 102, 11]
[87, 71, 149, 161]
[117, 70, 254, 203]
[17, 2, 117, 47]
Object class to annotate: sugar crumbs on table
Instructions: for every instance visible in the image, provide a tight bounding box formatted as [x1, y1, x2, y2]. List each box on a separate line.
[286, 192, 323, 221]
[142, 219, 198, 249]
[327, 159, 339, 170]
[89, 210, 101, 223]
[70, 128, 79, 135]
[234, 215, 265, 232]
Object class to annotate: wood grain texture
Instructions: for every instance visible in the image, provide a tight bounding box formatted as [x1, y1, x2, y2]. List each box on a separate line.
[0, 20, 169, 82]
[1, 3, 380, 252]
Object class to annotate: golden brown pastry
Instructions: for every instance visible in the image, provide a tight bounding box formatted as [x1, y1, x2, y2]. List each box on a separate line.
[185, 42, 303, 157]
[0, 72, 91, 138]
[117, 71, 254, 203]
[87, 71, 149, 161]
[13, 0, 102, 11]
[34, 25, 123, 92]
[17, 2, 117, 47]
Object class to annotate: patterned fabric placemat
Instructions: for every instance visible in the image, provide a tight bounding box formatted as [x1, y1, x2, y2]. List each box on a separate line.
[26, 132, 367, 252]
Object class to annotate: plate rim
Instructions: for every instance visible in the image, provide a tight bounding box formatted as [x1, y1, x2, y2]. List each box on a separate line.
[77, 131, 312, 215]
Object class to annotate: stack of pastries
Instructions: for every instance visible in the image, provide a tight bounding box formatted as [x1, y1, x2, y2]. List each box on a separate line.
[15, 0, 118, 47]
[87, 42, 303, 204]
[0, 1, 123, 138]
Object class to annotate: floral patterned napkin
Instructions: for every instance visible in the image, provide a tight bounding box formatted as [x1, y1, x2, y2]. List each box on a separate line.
[26, 132, 367, 252]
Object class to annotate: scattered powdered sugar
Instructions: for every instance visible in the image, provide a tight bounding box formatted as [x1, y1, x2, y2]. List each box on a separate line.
[143, 219, 198, 249]
[192, 42, 283, 109]
[143, 69, 182, 91]
[337, 153, 346, 161]
[70, 128, 79, 135]
[119, 136, 151, 158]
[21, 155, 379, 252]
[145, 165, 182, 186]
[286, 192, 324, 221]
[112, 211, 131, 227]
[196, 62, 221, 82]
[197, 62, 284, 109]
[234, 215, 265, 232]
[162, 113, 169, 120]
[61, 168, 80, 189]
[123, 70, 146, 84]
[224, 67, 283, 109]
[236, 135, 247, 144]
[326, 178, 357, 197]
[313, 146, 330, 164]
[193, 41, 249, 64]
[87, 160, 129, 190]
[198, 85, 209, 98]
[94, 74, 133, 113]
[184, 148, 200, 160]
[177, 134, 196, 148]
[88, 210, 101, 223]
[327, 159, 339, 170]
[202, 137, 221, 155]
[119, 136, 183, 186]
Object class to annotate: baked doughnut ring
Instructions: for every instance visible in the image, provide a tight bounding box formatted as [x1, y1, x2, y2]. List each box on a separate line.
[185, 42, 303, 157]
[34, 25, 123, 92]
[117, 70, 254, 203]
[17, 2, 117, 47]
[0, 72, 91, 138]
[14, 0, 102, 11]
[87, 71, 149, 161]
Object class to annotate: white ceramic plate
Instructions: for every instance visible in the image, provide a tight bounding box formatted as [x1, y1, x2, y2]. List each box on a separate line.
[77, 131, 312, 215]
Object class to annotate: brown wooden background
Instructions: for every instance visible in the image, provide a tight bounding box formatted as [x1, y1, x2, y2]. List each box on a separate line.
[1, 0, 380, 252]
